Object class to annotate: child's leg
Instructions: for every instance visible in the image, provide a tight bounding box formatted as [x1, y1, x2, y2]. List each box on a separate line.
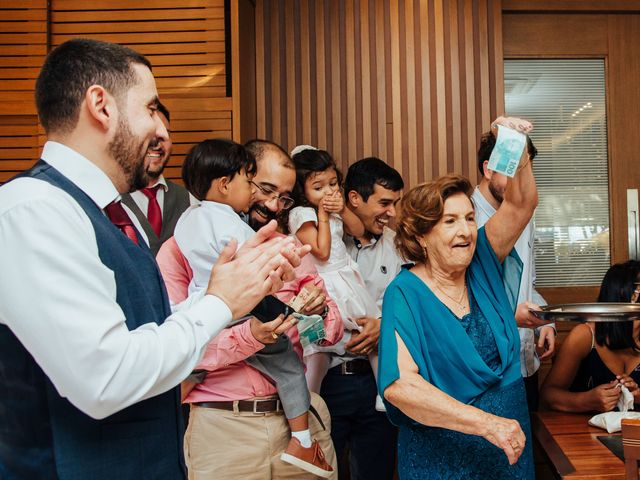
[304, 352, 331, 394]
[287, 412, 311, 447]
[243, 336, 311, 420]
[245, 339, 333, 476]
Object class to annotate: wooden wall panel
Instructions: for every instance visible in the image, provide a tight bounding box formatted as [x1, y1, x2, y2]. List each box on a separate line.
[0, 0, 48, 183]
[607, 14, 640, 270]
[251, 0, 504, 187]
[48, 0, 230, 183]
[0, 0, 234, 184]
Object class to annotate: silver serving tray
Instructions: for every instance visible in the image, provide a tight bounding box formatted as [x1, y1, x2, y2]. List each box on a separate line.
[529, 303, 640, 323]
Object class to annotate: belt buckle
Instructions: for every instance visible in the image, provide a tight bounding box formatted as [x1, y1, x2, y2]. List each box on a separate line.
[253, 398, 278, 414]
[341, 361, 355, 375]
[253, 400, 266, 414]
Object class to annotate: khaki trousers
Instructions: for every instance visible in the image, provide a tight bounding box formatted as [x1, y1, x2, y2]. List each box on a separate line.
[184, 392, 337, 480]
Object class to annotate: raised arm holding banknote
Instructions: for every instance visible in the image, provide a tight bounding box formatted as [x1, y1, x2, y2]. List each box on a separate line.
[378, 117, 540, 479]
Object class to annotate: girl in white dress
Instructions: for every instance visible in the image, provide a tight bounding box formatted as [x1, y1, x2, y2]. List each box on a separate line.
[288, 145, 384, 410]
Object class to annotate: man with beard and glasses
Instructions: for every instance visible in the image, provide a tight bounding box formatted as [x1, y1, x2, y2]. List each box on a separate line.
[157, 139, 343, 479]
[0, 39, 306, 480]
[319, 157, 404, 480]
[121, 102, 195, 256]
[471, 131, 555, 412]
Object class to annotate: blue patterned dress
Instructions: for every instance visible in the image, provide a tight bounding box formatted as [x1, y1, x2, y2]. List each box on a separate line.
[379, 228, 534, 479]
[396, 292, 533, 479]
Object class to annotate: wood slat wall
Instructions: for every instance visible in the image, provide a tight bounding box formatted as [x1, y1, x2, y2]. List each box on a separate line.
[251, 0, 504, 187]
[0, 0, 232, 183]
[0, 0, 48, 183]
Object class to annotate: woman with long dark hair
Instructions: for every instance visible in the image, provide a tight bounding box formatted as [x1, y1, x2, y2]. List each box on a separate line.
[541, 261, 640, 412]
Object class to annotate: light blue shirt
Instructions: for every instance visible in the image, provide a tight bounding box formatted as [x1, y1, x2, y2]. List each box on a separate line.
[471, 186, 550, 377]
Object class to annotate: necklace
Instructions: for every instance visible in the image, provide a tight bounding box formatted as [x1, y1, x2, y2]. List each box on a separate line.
[436, 283, 468, 313]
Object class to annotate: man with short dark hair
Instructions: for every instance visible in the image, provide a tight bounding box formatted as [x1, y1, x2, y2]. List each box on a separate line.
[158, 139, 342, 479]
[320, 157, 404, 480]
[472, 131, 554, 411]
[0, 39, 302, 479]
[121, 102, 194, 256]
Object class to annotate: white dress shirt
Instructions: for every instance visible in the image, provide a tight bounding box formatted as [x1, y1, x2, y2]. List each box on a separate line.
[0, 141, 232, 419]
[128, 174, 198, 217]
[472, 186, 550, 377]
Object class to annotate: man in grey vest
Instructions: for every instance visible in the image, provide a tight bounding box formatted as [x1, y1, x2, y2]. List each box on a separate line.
[121, 102, 193, 255]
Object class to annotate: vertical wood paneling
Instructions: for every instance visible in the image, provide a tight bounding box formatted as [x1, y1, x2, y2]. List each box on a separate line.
[374, 0, 388, 163]
[299, 1, 312, 143]
[433, 0, 448, 176]
[390, 0, 403, 178]
[404, 0, 418, 187]
[285, 0, 296, 149]
[256, 0, 500, 186]
[255, 0, 266, 138]
[359, 1, 370, 155]
[251, 0, 503, 186]
[462, 0, 477, 178]
[601, 14, 640, 267]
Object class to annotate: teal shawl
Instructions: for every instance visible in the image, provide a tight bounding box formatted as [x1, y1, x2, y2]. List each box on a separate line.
[378, 227, 523, 426]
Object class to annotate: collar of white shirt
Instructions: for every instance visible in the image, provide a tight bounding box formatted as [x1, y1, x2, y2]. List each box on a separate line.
[199, 200, 238, 217]
[472, 186, 497, 220]
[149, 175, 169, 192]
[41, 141, 120, 209]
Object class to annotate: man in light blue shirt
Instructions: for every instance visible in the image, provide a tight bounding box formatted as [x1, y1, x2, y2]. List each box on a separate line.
[472, 131, 555, 411]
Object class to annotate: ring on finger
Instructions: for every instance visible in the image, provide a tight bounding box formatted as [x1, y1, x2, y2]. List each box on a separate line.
[271, 332, 279, 340]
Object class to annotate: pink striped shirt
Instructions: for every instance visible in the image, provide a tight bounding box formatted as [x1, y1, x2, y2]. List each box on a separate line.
[157, 236, 343, 402]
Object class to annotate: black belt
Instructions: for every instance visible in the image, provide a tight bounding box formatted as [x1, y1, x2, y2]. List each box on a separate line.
[193, 398, 283, 414]
[328, 358, 372, 375]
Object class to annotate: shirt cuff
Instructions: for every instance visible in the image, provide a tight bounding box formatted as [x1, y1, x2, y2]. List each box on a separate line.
[535, 323, 557, 335]
[237, 318, 266, 352]
[188, 294, 233, 336]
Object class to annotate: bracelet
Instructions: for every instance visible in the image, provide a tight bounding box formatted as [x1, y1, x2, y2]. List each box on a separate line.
[318, 220, 330, 223]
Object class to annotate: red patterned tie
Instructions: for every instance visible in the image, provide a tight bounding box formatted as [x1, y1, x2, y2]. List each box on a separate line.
[104, 201, 139, 245]
[141, 185, 162, 237]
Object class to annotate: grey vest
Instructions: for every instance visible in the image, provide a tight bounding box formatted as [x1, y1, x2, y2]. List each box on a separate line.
[121, 179, 190, 256]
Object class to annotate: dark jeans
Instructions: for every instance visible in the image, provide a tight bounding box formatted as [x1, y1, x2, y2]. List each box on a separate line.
[321, 365, 397, 480]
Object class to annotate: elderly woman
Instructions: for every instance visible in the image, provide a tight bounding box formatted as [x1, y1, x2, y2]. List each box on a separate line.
[379, 118, 537, 479]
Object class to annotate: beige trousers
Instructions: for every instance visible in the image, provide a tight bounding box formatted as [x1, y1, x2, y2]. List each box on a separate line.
[184, 392, 337, 480]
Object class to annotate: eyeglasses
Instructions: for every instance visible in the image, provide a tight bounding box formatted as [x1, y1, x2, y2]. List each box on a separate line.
[249, 181, 295, 210]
